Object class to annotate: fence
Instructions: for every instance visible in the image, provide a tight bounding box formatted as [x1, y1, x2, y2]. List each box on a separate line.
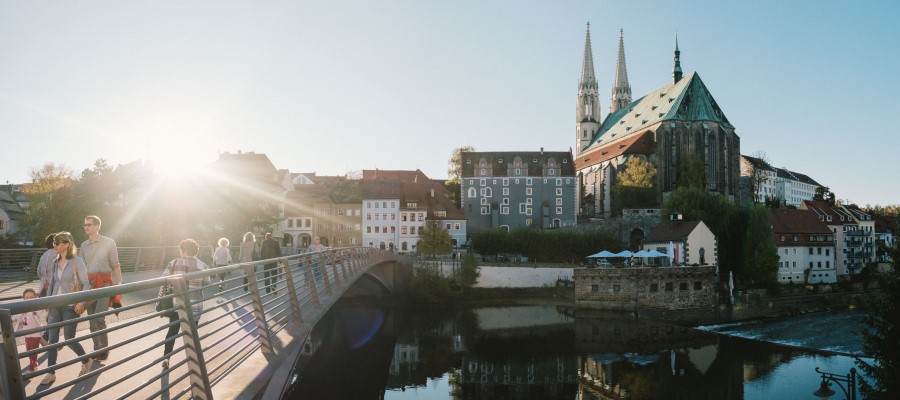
[0, 247, 393, 399]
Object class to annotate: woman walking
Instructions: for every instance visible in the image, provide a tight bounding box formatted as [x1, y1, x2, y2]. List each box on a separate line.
[213, 237, 232, 292]
[41, 231, 93, 385]
[238, 232, 256, 292]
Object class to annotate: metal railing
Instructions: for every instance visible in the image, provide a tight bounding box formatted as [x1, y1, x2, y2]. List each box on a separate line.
[0, 247, 394, 399]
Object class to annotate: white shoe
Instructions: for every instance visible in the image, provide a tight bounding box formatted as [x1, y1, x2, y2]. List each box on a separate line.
[40, 373, 55, 385]
[79, 358, 94, 376]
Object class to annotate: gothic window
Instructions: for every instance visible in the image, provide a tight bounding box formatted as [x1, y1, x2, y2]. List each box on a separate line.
[467, 187, 477, 197]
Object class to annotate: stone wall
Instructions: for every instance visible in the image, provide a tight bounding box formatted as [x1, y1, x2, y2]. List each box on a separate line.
[574, 266, 717, 312]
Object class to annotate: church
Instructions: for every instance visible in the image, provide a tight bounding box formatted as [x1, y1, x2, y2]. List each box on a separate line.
[574, 24, 741, 218]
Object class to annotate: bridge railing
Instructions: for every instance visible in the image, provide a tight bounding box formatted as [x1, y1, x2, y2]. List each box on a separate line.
[0, 247, 394, 400]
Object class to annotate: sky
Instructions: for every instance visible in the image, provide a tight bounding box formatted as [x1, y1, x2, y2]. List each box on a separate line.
[1, 1, 898, 206]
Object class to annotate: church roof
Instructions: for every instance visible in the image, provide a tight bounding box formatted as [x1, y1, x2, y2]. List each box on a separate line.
[584, 72, 733, 152]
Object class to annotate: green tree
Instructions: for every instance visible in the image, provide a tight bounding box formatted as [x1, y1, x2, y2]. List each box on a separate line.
[814, 186, 836, 206]
[677, 153, 706, 189]
[458, 252, 480, 288]
[615, 157, 657, 207]
[857, 247, 900, 399]
[418, 221, 453, 258]
[743, 205, 779, 288]
[447, 145, 475, 183]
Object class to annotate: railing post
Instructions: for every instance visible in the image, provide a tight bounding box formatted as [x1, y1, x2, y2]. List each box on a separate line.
[279, 258, 303, 322]
[340, 251, 350, 281]
[169, 277, 214, 400]
[0, 309, 26, 400]
[241, 264, 275, 355]
[321, 251, 333, 295]
[330, 251, 342, 288]
[306, 258, 320, 306]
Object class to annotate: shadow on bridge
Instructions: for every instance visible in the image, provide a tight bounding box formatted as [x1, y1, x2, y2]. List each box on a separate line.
[0, 247, 407, 400]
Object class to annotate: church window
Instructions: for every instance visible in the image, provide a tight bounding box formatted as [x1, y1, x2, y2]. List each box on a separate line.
[467, 187, 477, 198]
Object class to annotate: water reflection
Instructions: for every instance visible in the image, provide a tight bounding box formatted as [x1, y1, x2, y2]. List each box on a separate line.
[285, 302, 863, 400]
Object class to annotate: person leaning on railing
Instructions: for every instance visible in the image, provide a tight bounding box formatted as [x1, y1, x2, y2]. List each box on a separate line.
[42, 231, 94, 386]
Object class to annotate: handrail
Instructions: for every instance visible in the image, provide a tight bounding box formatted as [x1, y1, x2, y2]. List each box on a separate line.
[0, 247, 395, 399]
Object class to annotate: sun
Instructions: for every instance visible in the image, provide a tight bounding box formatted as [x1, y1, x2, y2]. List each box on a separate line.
[148, 147, 212, 179]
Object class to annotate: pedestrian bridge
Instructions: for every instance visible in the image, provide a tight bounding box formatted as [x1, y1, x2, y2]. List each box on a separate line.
[0, 247, 405, 399]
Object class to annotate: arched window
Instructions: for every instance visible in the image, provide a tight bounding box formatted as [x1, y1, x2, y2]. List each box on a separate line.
[483, 187, 492, 197]
[468, 187, 477, 198]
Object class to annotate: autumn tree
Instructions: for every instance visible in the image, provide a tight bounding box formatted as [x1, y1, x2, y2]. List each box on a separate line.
[20, 163, 82, 244]
[615, 157, 657, 207]
[447, 146, 475, 184]
[418, 221, 453, 258]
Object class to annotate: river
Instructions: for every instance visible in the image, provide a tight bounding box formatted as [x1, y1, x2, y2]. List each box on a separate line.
[284, 302, 869, 399]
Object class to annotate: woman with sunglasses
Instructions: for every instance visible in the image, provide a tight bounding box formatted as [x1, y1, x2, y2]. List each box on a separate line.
[41, 231, 93, 386]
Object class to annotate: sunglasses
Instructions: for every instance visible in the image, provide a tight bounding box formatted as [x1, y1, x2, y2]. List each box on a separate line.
[53, 240, 70, 245]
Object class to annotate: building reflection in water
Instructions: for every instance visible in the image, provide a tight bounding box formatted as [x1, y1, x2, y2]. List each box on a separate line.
[288, 303, 849, 400]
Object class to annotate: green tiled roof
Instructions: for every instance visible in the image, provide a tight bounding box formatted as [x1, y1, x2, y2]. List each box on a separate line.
[584, 72, 732, 152]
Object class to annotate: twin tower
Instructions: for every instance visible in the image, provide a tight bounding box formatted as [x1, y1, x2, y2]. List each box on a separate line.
[576, 24, 633, 154]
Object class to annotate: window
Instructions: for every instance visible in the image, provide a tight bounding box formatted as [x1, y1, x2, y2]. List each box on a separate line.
[526, 219, 533, 226]
[679, 282, 688, 291]
[502, 198, 509, 205]
[519, 204, 527, 213]
[649, 284, 658, 292]
[480, 179, 486, 186]
[694, 282, 702, 290]
[556, 188, 562, 196]
[481, 206, 489, 215]
[501, 206, 509, 214]
[556, 179, 562, 186]
[375, 214, 380, 220]
[809, 248, 813, 255]
[468, 187, 477, 198]
[401, 213, 408, 221]
[418, 214, 424, 221]
[526, 178, 532, 186]
[556, 207, 562, 215]
[526, 188, 532, 195]
[288, 219, 294, 228]
[591, 284, 599, 293]
[665, 283, 674, 291]
[375, 226, 380, 233]
[481, 197, 488, 205]
[503, 179, 508, 186]
[367, 213, 372, 220]
[556, 198, 562, 206]
[367, 226, 372, 233]
[503, 188, 509, 195]
[401, 226, 407, 234]
[455, 223, 460, 230]
[613, 285, 620, 292]
[526, 198, 532, 205]
[446, 223, 451, 230]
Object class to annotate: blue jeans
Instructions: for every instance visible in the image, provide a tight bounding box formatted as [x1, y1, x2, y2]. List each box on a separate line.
[46, 306, 88, 368]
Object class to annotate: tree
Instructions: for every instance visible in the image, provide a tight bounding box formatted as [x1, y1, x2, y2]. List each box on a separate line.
[458, 252, 480, 288]
[814, 186, 836, 206]
[615, 157, 657, 207]
[20, 163, 82, 245]
[418, 221, 453, 258]
[742, 205, 779, 288]
[745, 151, 773, 204]
[447, 146, 475, 183]
[857, 247, 900, 399]
[677, 153, 706, 189]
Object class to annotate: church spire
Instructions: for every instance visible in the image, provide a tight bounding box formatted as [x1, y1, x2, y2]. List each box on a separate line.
[673, 34, 683, 83]
[576, 22, 601, 154]
[610, 28, 632, 113]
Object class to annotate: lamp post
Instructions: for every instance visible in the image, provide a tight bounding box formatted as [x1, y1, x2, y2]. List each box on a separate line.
[812, 367, 856, 400]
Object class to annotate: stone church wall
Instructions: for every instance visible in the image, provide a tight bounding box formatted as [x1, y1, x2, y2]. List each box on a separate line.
[574, 265, 717, 311]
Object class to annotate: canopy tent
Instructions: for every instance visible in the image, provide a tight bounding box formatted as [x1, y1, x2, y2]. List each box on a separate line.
[612, 250, 632, 257]
[587, 250, 617, 258]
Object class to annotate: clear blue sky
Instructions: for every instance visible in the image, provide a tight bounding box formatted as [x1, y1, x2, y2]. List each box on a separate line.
[1, 1, 898, 206]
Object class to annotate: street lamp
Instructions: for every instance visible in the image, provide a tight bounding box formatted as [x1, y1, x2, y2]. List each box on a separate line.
[812, 367, 856, 400]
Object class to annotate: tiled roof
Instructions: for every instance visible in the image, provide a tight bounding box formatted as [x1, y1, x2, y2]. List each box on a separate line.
[769, 209, 832, 234]
[741, 155, 775, 172]
[776, 168, 821, 187]
[574, 130, 654, 170]
[583, 72, 732, 153]
[363, 170, 465, 220]
[460, 151, 575, 177]
[0, 191, 25, 220]
[801, 201, 857, 225]
[644, 220, 702, 242]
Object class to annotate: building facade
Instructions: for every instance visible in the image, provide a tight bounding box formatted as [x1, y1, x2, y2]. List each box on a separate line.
[769, 209, 837, 284]
[460, 151, 576, 236]
[774, 168, 821, 208]
[642, 216, 717, 267]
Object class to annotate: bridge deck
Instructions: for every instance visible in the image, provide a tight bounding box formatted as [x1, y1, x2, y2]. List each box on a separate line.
[0, 248, 396, 400]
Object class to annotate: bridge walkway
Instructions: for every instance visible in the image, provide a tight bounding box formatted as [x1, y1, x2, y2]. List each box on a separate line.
[0, 247, 397, 399]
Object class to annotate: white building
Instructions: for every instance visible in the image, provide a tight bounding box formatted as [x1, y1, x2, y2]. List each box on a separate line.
[769, 209, 837, 284]
[775, 168, 821, 208]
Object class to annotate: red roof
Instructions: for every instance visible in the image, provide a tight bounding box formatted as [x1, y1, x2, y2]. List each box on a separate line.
[574, 130, 655, 170]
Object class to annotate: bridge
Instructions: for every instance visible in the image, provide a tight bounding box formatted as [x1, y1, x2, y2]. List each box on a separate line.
[0, 247, 407, 399]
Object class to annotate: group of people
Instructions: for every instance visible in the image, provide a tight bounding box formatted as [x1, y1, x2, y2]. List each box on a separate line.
[20, 216, 122, 386]
[18, 218, 297, 384]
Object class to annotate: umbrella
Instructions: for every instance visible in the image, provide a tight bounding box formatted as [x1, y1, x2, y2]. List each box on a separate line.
[613, 250, 632, 257]
[632, 250, 650, 257]
[587, 250, 616, 258]
[644, 250, 668, 257]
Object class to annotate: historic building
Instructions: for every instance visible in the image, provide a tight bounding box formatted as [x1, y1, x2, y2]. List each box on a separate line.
[460, 150, 577, 236]
[768, 208, 837, 284]
[801, 201, 876, 277]
[574, 26, 740, 217]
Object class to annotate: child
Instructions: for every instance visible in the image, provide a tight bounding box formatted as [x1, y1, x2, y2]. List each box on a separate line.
[13, 289, 46, 372]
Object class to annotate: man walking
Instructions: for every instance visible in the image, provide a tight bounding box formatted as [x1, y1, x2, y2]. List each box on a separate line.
[80, 215, 121, 361]
[260, 233, 281, 294]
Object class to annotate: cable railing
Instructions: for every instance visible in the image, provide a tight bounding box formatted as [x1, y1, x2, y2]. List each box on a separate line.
[0, 247, 394, 399]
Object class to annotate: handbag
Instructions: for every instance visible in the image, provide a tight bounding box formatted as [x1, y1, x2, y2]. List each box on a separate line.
[156, 283, 174, 317]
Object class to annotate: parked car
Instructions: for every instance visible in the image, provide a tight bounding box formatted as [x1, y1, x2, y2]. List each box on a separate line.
[596, 258, 611, 267]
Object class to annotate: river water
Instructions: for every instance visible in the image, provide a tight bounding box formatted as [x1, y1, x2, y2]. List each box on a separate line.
[285, 303, 868, 399]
